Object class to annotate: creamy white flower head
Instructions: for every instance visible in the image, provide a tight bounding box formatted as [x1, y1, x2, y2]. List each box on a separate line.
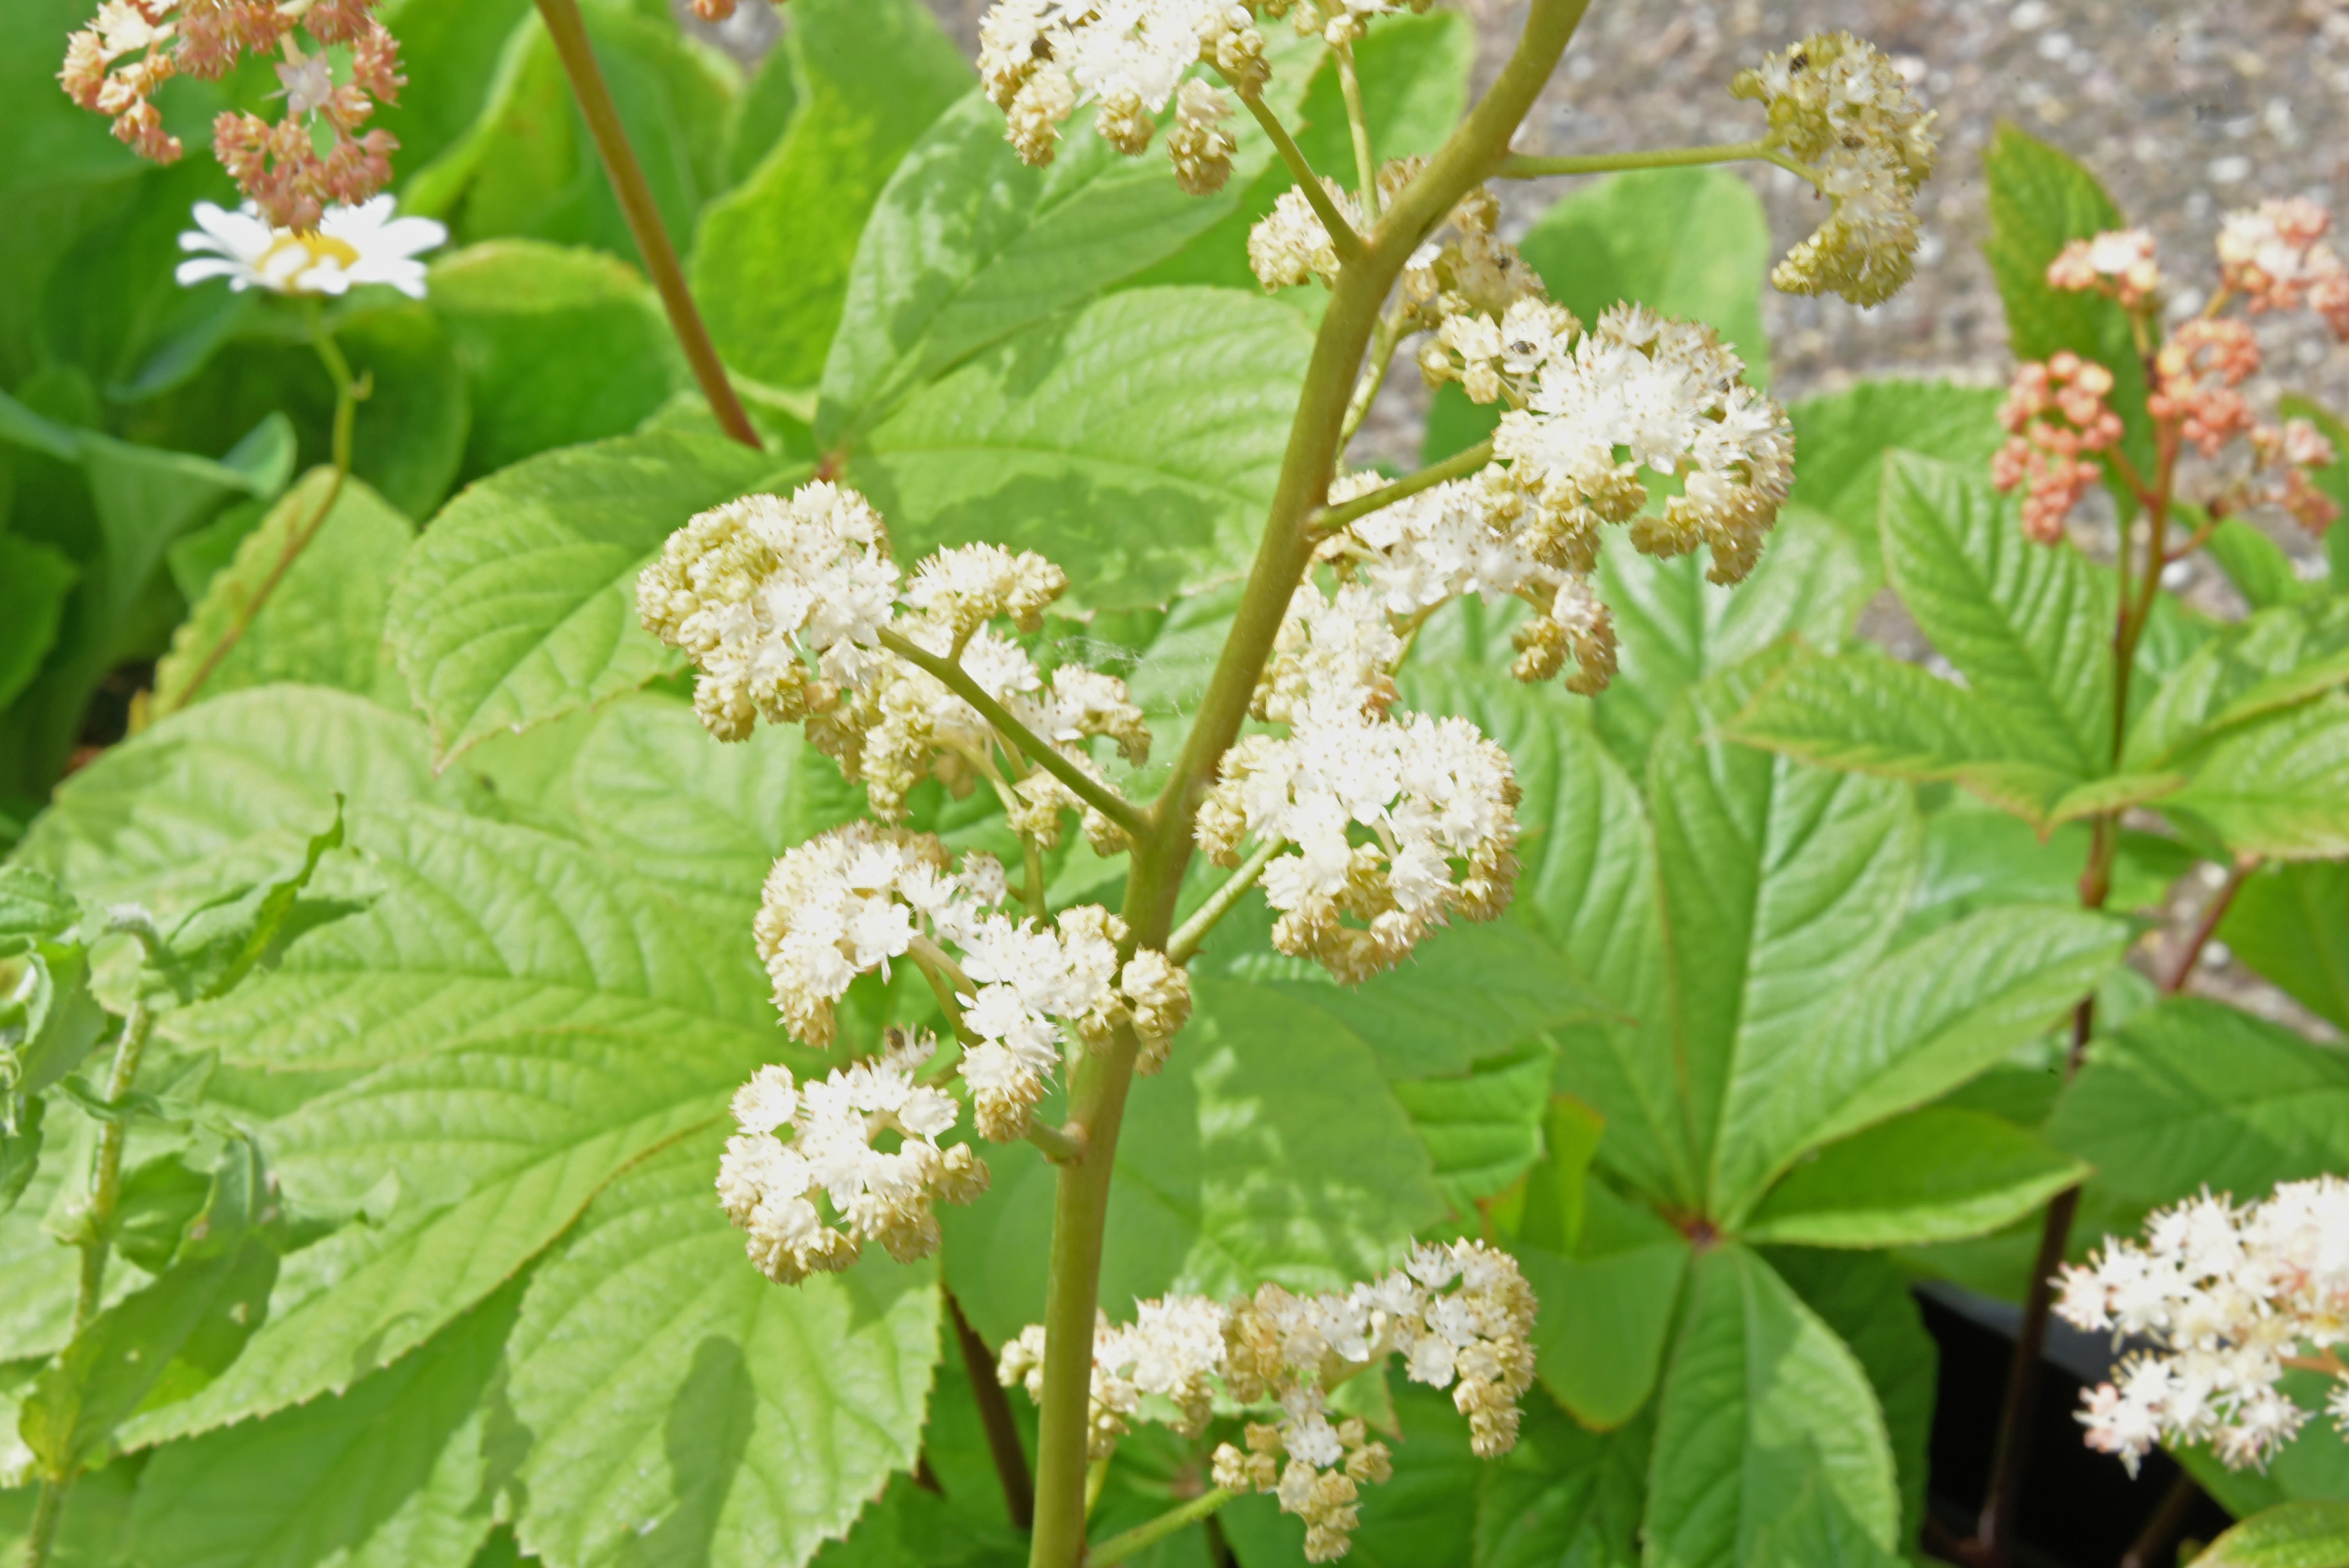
[2055, 1177, 2349, 1476]
[716, 1030, 989, 1285]
[977, 0, 1259, 173]
[1249, 179, 1366, 292]
[1731, 32, 1937, 304]
[175, 196, 446, 299]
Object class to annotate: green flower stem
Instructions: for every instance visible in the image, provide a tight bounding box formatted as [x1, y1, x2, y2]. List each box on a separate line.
[1087, 1489, 1239, 1566]
[1311, 438, 1496, 538]
[1498, 139, 1771, 178]
[905, 937, 982, 1048]
[1338, 308, 1405, 450]
[24, 1000, 157, 1568]
[1023, 9, 1592, 1566]
[878, 630, 1151, 842]
[1025, 1119, 1086, 1165]
[1335, 41, 1380, 221]
[532, 0, 761, 451]
[1166, 835, 1286, 967]
[1236, 90, 1364, 262]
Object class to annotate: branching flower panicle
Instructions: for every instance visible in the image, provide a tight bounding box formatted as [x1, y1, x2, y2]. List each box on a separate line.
[2219, 198, 2349, 337]
[641, 482, 1150, 843]
[716, 1031, 989, 1284]
[1730, 32, 1938, 305]
[1000, 1241, 1535, 1561]
[61, 0, 408, 228]
[978, 0, 1260, 179]
[2055, 1178, 2349, 1476]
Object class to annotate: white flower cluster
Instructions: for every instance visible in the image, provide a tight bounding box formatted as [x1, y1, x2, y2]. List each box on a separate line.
[2055, 1178, 2349, 1475]
[641, 483, 1149, 841]
[999, 1241, 1536, 1561]
[716, 1031, 989, 1285]
[1195, 584, 1518, 983]
[1258, 0, 1434, 48]
[752, 823, 1192, 1135]
[1247, 159, 1424, 292]
[1730, 32, 1939, 305]
[978, 0, 1260, 190]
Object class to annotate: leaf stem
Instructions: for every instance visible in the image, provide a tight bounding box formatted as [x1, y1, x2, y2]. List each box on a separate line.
[1338, 309, 1404, 451]
[2163, 859, 2255, 994]
[2118, 1471, 2204, 1568]
[1235, 90, 1365, 262]
[1167, 836, 1285, 966]
[1311, 438, 1495, 537]
[946, 1290, 1034, 1529]
[531, 0, 761, 450]
[1025, 1119, 1086, 1164]
[879, 629, 1150, 842]
[1334, 40, 1379, 223]
[1088, 1489, 1238, 1566]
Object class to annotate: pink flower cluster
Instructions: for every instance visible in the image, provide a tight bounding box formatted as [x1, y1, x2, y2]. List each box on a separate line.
[2047, 228, 2162, 309]
[1993, 351, 2123, 543]
[59, 0, 405, 230]
[2219, 198, 2349, 338]
[2149, 319, 2261, 458]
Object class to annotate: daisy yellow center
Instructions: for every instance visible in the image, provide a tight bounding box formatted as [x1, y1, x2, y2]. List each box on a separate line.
[260, 231, 363, 274]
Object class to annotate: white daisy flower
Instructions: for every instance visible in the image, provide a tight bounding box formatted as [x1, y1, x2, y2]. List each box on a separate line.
[175, 195, 447, 299]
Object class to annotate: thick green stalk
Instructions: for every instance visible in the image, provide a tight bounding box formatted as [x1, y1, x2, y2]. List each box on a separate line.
[1499, 139, 1769, 177]
[1021, 9, 1592, 1566]
[533, 0, 761, 450]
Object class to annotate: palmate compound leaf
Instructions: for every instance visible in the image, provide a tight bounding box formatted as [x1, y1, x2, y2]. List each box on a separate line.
[13, 687, 802, 1447]
[943, 975, 1447, 1349]
[507, 1128, 941, 1568]
[1474, 1395, 1649, 1568]
[2195, 1502, 2349, 1568]
[1738, 1107, 2087, 1249]
[123, 1278, 526, 1568]
[385, 428, 799, 762]
[1642, 1244, 1900, 1568]
[845, 286, 1314, 614]
[2045, 996, 2349, 1208]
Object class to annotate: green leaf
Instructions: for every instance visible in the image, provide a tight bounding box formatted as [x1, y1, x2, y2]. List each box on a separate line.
[11, 941, 107, 1101]
[1262, 921, 1609, 1079]
[21, 1236, 278, 1474]
[1880, 451, 2116, 773]
[0, 1461, 137, 1568]
[945, 976, 1445, 1347]
[1388, 1042, 1556, 1215]
[2208, 517, 2315, 610]
[2161, 694, 2349, 859]
[1474, 1395, 1648, 1568]
[1739, 1107, 2086, 1247]
[2124, 597, 2349, 773]
[1981, 123, 2151, 465]
[1646, 666, 1923, 1208]
[1521, 1191, 1688, 1431]
[151, 471, 415, 713]
[428, 241, 689, 480]
[565, 693, 863, 905]
[1710, 905, 2125, 1221]
[693, 0, 970, 392]
[818, 87, 1282, 445]
[1787, 381, 2006, 570]
[0, 534, 76, 711]
[1641, 1244, 1899, 1568]
[2221, 861, 2349, 1031]
[0, 1098, 42, 1216]
[2046, 997, 2349, 1206]
[1761, 1248, 1937, 1549]
[0, 868, 77, 950]
[2197, 1502, 2349, 1568]
[806, 1476, 1027, 1568]
[371, 0, 534, 173]
[123, 1279, 522, 1568]
[508, 1127, 940, 1568]
[1591, 506, 1873, 768]
[16, 688, 786, 1445]
[1743, 1479, 1907, 1568]
[386, 428, 793, 760]
[847, 287, 1313, 612]
[1521, 169, 1771, 383]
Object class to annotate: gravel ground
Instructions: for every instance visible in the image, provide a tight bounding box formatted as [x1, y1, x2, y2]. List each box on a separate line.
[896, 0, 2348, 1038]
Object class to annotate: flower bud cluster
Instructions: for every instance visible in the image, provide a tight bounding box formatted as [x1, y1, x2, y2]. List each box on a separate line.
[2047, 228, 2163, 309]
[1248, 159, 1424, 292]
[61, 0, 405, 228]
[752, 823, 1190, 1134]
[2219, 198, 2349, 338]
[1196, 584, 1518, 984]
[978, 0, 1256, 185]
[2055, 1178, 2349, 1475]
[1256, 0, 1433, 48]
[641, 482, 1148, 843]
[1000, 1241, 1536, 1561]
[1991, 351, 2122, 544]
[1730, 32, 1938, 305]
[2151, 320, 2261, 459]
[716, 1031, 989, 1285]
